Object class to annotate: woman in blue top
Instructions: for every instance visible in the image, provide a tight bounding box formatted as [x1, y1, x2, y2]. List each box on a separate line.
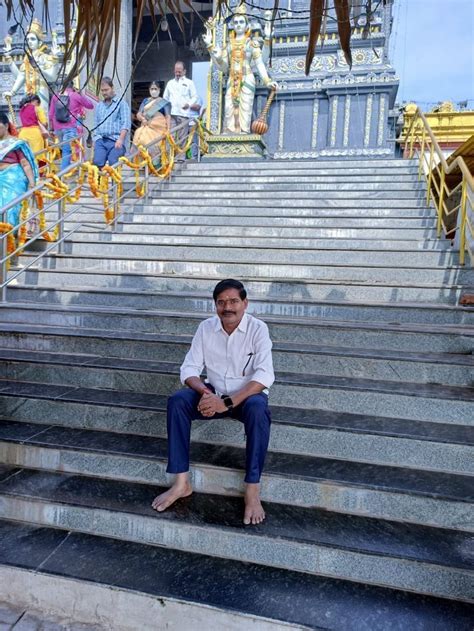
[132, 81, 171, 161]
[0, 112, 38, 229]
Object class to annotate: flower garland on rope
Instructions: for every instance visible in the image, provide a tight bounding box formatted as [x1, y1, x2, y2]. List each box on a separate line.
[102, 164, 124, 223]
[166, 127, 196, 157]
[119, 155, 146, 197]
[16, 200, 30, 251]
[0, 223, 16, 270]
[34, 191, 60, 243]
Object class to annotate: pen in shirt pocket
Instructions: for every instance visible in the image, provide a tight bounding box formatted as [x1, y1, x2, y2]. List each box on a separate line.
[242, 353, 254, 376]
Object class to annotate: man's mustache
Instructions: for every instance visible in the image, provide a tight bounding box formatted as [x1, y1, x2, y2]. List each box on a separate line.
[223, 311, 236, 315]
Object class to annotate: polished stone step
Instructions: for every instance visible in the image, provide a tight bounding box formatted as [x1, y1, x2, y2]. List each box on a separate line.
[0, 468, 472, 601]
[1, 520, 472, 630]
[159, 182, 424, 192]
[2, 316, 472, 356]
[20, 244, 461, 270]
[172, 174, 422, 184]
[57, 225, 442, 242]
[36, 234, 454, 253]
[7, 281, 465, 307]
[0, 424, 474, 532]
[1, 344, 473, 473]
[11, 263, 474, 294]
[154, 189, 424, 200]
[2, 323, 474, 388]
[183, 158, 417, 170]
[65, 217, 441, 232]
[0, 340, 474, 425]
[2, 297, 474, 333]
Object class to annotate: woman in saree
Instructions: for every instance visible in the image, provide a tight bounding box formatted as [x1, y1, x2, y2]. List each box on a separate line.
[0, 112, 38, 229]
[133, 81, 171, 161]
[18, 94, 49, 155]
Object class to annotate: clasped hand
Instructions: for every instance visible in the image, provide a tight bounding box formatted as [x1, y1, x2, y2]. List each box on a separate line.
[197, 390, 228, 417]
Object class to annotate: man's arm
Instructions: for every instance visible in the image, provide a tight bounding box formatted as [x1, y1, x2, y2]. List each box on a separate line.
[180, 322, 206, 393]
[115, 101, 131, 149]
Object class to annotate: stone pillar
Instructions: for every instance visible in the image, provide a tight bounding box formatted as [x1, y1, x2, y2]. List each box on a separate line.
[329, 95, 339, 147]
[104, 0, 133, 106]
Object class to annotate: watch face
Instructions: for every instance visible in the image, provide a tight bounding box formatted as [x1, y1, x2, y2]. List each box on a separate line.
[224, 396, 233, 408]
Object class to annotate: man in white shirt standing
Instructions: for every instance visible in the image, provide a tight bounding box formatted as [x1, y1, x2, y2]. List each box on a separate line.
[163, 61, 198, 161]
[152, 279, 274, 525]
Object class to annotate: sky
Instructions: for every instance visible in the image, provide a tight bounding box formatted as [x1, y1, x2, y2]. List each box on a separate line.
[390, 0, 474, 107]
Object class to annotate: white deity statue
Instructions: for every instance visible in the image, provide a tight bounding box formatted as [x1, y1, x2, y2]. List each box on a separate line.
[203, 5, 277, 134]
[3, 18, 61, 112]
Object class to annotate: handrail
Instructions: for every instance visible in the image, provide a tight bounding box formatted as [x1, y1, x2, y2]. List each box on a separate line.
[400, 106, 474, 266]
[0, 118, 205, 300]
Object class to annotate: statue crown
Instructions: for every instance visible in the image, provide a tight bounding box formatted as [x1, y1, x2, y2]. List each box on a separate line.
[234, 3, 248, 16]
[28, 18, 45, 41]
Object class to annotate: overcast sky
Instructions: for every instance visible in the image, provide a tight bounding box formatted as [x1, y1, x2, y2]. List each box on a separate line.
[390, 0, 474, 107]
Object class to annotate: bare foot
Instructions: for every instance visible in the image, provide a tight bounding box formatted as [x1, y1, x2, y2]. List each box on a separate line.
[243, 483, 265, 525]
[151, 480, 193, 513]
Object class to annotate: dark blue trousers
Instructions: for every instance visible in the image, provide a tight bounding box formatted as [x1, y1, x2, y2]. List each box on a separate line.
[166, 387, 271, 484]
[93, 137, 126, 168]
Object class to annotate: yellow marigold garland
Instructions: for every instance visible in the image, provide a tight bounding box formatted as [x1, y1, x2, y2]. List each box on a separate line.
[0, 222, 16, 270]
[35, 191, 60, 242]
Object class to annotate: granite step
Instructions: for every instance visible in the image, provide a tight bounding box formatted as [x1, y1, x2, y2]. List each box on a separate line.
[61, 203, 434, 215]
[64, 217, 441, 232]
[158, 182, 425, 192]
[0, 468, 472, 601]
[171, 174, 422, 184]
[182, 158, 417, 170]
[154, 190, 425, 200]
[11, 263, 474, 294]
[2, 316, 472, 355]
[9, 259, 474, 300]
[1, 343, 472, 423]
[32, 234, 454, 253]
[3, 328, 472, 386]
[7, 281, 466, 307]
[20, 244, 461, 269]
[178, 166, 421, 177]
[1, 520, 472, 631]
[52, 225, 442, 242]
[2, 298, 474, 333]
[1, 411, 472, 531]
[1, 348, 473, 473]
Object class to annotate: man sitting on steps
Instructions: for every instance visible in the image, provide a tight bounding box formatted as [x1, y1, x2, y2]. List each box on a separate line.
[152, 279, 274, 524]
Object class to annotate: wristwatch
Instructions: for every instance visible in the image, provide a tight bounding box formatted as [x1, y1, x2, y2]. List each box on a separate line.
[221, 395, 234, 411]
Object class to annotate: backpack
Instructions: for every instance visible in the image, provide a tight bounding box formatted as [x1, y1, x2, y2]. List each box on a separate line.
[55, 94, 71, 123]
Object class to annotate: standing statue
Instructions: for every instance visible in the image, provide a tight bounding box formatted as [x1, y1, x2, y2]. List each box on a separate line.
[3, 18, 61, 112]
[203, 5, 277, 134]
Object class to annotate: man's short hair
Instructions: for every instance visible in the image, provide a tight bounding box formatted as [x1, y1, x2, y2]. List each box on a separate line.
[101, 76, 114, 87]
[213, 279, 247, 302]
[175, 61, 186, 71]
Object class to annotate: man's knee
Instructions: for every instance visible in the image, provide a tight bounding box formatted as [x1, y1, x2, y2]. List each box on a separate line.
[167, 388, 198, 414]
[242, 395, 270, 424]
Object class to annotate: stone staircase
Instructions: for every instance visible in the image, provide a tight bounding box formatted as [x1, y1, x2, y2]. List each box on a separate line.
[0, 158, 473, 629]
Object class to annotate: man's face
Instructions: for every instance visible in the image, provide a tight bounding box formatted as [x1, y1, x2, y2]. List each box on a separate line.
[233, 16, 247, 36]
[101, 82, 114, 101]
[215, 288, 248, 329]
[174, 63, 185, 79]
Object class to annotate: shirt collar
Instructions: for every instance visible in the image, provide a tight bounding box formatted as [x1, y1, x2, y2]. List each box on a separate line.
[214, 312, 249, 334]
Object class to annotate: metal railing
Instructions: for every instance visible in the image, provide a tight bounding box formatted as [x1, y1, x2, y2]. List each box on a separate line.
[0, 119, 200, 301]
[400, 106, 474, 266]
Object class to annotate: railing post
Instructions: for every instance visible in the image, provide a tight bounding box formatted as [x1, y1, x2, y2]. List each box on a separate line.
[459, 179, 468, 266]
[57, 197, 65, 255]
[418, 131, 425, 180]
[0, 231, 7, 302]
[112, 180, 119, 231]
[426, 143, 435, 206]
[144, 162, 149, 205]
[437, 168, 446, 238]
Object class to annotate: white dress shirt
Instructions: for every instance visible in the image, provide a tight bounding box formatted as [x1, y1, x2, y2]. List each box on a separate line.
[163, 77, 198, 118]
[180, 313, 275, 396]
